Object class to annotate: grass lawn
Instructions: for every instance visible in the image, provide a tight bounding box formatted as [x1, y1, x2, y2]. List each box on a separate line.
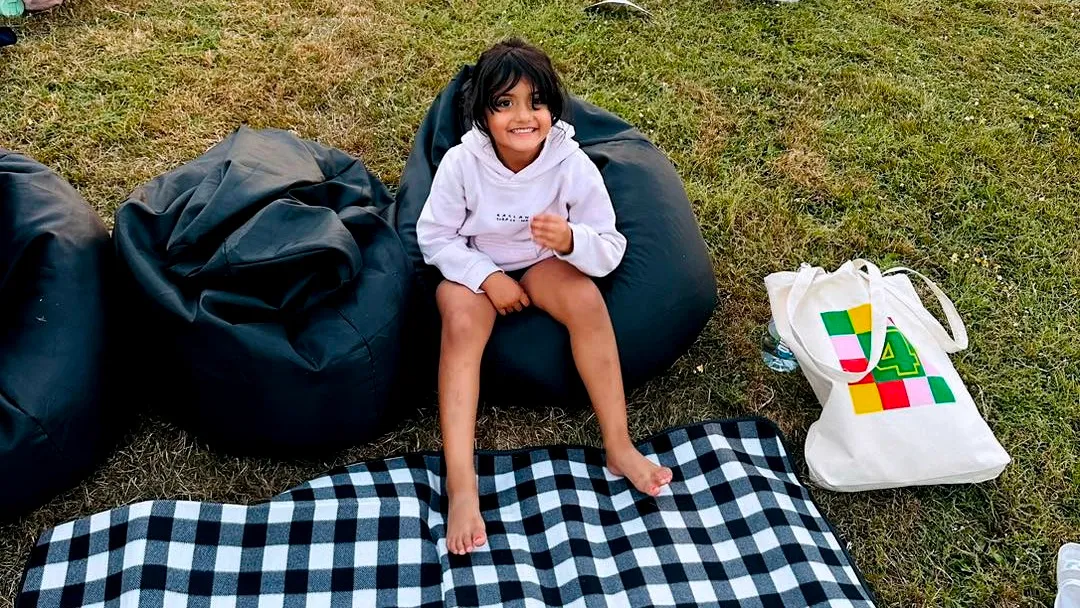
[1, 0, 1078, 604]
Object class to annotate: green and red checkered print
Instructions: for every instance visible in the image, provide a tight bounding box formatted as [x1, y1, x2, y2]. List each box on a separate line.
[821, 304, 956, 415]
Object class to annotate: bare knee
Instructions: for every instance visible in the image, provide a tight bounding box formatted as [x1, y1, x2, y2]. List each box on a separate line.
[438, 283, 495, 345]
[567, 282, 607, 325]
[544, 278, 608, 329]
[442, 307, 491, 344]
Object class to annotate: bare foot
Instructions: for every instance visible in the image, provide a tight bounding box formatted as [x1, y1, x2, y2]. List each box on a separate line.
[606, 442, 673, 496]
[446, 487, 487, 555]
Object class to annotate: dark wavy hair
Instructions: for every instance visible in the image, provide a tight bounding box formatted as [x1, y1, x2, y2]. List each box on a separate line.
[462, 38, 567, 140]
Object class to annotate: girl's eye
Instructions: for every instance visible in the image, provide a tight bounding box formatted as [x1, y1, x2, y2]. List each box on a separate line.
[495, 99, 512, 109]
[532, 96, 546, 108]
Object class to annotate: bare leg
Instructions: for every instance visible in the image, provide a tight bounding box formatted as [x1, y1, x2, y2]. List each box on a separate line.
[436, 280, 497, 554]
[522, 258, 673, 495]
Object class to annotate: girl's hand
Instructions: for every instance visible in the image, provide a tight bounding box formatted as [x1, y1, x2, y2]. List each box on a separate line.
[481, 272, 531, 315]
[530, 214, 573, 255]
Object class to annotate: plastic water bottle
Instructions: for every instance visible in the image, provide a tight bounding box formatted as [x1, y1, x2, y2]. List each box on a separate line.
[0, 0, 24, 17]
[1058, 543, 1080, 608]
[761, 318, 799, 372]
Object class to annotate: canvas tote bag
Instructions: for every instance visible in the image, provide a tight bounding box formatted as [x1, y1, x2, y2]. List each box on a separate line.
[765, 260, 1010, 492]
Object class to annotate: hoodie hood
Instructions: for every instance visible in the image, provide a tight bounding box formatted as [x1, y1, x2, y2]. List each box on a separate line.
[460, 121, 579, 183]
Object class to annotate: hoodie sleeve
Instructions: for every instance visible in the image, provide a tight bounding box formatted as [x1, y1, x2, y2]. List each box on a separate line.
[555, 152, 627, 277]
[417, 151, 501, 293]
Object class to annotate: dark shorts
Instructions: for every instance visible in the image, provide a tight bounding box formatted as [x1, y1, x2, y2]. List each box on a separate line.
[504, 267, 531, 283]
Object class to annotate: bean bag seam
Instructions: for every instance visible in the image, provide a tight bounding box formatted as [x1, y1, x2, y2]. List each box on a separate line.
[221, 244, 349, 271]
[334, 307, 378, 404]
[579, 134, 650, 149]
[581, 136, 663, 157]
[323, 159, 365, 183]
[0, 384, 64, 461]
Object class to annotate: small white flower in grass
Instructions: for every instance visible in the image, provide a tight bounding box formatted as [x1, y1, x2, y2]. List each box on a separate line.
[694, 365, 704, 374]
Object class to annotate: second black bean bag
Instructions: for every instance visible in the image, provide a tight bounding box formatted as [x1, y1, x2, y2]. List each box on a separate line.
[396, 67, 717, 403]
[0, 150, 115, 519]
[113, 127, 412, 456]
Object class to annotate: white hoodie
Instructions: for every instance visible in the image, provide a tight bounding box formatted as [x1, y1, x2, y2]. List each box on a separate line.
[417, 122, 627, 293]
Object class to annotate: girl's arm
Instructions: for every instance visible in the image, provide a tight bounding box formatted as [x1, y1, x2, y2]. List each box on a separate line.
[555, 154, 627, 277]
[417, 153, 501, 293]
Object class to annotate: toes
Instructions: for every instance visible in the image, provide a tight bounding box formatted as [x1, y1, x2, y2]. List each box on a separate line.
[647, 468, 673, 495]
[654, 467, 673, 485]
[446, 511, 487, 557]
[465, 525, 487, 552]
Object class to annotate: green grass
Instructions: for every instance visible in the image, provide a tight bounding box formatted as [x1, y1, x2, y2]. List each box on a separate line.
[1, 0, 1079, 605]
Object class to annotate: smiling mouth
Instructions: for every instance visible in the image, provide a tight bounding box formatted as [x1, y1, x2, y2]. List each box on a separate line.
[510, 128, 537, 134]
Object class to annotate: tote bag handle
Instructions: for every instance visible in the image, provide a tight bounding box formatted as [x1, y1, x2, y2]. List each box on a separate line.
[881, 267, 968, 352]
[784, 259, 891, 384]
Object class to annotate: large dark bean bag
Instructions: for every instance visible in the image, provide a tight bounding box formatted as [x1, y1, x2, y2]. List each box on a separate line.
[0, 151, 114, 519]
[396, 67, 717, 403]
[114, 127, 412, 456]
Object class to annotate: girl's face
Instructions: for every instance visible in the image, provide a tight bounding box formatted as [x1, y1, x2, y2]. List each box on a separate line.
[485, 78, 553, 166]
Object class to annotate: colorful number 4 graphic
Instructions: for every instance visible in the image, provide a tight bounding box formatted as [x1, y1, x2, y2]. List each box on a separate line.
[821, 305, 956, 415]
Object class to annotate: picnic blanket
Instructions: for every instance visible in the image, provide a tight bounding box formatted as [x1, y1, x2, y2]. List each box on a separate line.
[18, 418, 877, 607]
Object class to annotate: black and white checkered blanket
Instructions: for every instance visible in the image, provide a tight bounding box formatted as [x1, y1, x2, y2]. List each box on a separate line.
[19, 418, 876, 607]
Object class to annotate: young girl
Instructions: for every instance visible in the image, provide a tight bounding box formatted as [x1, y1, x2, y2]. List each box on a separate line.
[417, 38, 673, 556]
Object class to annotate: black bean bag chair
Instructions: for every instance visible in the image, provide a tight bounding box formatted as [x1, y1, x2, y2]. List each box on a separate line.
[396, 67, 717, 403]
[114, 127, 412, 456]
[0, 151, 115, 519]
